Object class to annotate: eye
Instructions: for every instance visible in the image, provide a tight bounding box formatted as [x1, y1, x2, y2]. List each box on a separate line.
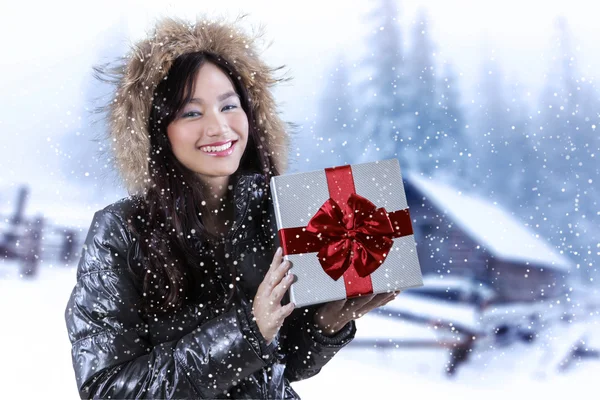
[182, 111, 201, 118]
[222, 104, 238, 111]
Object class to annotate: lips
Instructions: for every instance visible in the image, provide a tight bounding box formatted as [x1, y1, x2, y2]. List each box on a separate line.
[198, 140, 237, 157]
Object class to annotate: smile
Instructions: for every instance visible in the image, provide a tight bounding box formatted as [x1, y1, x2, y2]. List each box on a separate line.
[198, 140, 237, 157]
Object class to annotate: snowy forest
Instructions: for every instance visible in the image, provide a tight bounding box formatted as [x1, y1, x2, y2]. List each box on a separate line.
[295, 3, 599, 287]
[1, 0, 599, 398]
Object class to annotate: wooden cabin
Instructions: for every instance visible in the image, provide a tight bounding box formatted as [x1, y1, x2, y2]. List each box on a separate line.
[402, 171, 571, 305]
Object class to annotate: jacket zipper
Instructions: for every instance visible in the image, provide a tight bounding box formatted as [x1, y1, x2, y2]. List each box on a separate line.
[226, 177, 252, 246]
[223, 176, 270, 396]
[221, 175, 253, 298]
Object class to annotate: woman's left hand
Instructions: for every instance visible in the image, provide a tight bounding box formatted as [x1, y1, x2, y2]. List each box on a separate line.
[313, 291, 401, 336]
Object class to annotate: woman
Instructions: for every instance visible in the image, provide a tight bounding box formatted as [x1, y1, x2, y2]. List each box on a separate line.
[64, 15, 399, 399]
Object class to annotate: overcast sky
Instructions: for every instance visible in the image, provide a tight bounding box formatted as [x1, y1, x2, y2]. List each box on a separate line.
[2, 0, 597, 132]
[1, 0, 598, 214]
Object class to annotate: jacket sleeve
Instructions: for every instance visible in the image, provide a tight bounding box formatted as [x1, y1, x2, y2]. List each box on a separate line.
[64, 209, 276, 399]
[280, 305, 356, 383]
[262, 190, 356, 383]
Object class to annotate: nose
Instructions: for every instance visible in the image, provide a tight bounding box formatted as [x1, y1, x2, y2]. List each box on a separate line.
[204, 109, 228, 137]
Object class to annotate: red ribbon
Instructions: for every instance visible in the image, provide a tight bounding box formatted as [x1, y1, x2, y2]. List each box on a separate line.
[278, 165, 413, 297]
[305, 193, 395, 280]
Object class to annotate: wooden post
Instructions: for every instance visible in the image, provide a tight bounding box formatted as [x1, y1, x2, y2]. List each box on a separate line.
[10, 186, 29, 225]
[60, 229, 78, 263]
[2, 186, 30, 258]
[20, 215, 44, 278]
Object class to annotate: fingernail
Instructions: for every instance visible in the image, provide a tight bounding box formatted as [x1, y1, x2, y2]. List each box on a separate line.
[277, 247, 282, 255]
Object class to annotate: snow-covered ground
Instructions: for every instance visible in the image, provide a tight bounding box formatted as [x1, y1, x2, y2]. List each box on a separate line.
[1, 261, 599, 400]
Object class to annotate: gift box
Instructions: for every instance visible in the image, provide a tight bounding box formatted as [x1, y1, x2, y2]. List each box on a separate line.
[270, 158, 423, 307]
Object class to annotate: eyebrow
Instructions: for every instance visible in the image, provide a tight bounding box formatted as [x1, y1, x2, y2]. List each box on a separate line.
[189, 91, 239, 104]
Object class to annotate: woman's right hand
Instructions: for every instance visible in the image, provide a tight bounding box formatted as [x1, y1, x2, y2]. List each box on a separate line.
[252, 247, 296, 344]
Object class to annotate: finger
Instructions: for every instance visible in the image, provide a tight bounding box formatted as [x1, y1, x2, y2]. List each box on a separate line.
[276, 302, 295, 323]
[354, 293, 394, 318]
[390, 290, 402, 299]
[272, 272, 295, 302]
[331, 298, 348, 313]
[266, 247, 284, 277]
[268, 259, 292, 291]
[383, 293, 398, 305]
[263, 258, 290, 293]
[379, 298, 395, 308]
[281, 302, 295, 318]
[370, 292, 394, 305]
[338, 296, 372, 320]
[320, 298, 347, 314]
[343, 294, 376, 312]
[368, 293, 394, 308]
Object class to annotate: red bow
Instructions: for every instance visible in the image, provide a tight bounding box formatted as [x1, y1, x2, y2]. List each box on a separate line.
[305, 192, 395, 281]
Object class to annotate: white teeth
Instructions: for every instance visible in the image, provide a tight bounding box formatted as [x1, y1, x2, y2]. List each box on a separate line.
[200, 141, 233, 153]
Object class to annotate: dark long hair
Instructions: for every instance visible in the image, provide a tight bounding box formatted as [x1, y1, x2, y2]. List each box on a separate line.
[127, 52, 278, 317]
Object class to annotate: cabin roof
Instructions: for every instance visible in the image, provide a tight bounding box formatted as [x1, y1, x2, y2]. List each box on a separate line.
[404, 171, 571, 271]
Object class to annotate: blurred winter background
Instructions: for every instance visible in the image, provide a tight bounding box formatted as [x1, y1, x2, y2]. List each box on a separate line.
[1, 0, 599, 398]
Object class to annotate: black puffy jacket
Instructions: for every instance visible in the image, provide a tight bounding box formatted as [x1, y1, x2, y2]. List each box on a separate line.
[64, 172, 356, 399]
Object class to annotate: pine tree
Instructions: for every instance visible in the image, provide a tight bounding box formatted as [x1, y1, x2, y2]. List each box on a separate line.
[313, 56, 358, 167]
[536, 16, 599, 283]
[437, 63, 471, 189]
[472, 53, 511, 199]
[408, 8, 441, 176]
[354, 0, 413, 168]
[506, 77, 538, 212]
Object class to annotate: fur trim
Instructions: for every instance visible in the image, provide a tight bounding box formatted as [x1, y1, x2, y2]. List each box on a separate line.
[97, 14, 291, 195]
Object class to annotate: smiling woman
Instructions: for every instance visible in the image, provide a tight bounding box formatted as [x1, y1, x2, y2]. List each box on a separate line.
[63, 15, 359, 400]
[163, 56, 250, 211]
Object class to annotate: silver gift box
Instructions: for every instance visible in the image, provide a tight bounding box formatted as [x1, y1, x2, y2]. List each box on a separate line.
[270, 158, 424, 307]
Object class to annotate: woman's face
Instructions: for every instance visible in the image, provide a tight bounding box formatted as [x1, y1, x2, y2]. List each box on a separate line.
[167, 62, 249, 186]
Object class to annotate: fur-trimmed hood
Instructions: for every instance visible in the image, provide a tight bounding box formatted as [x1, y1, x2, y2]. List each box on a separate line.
[98, 14, 290, 195]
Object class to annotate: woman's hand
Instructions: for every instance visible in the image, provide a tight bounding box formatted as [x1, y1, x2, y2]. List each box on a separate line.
[252, 247, 296, 344]
[313, 291, 401, 336]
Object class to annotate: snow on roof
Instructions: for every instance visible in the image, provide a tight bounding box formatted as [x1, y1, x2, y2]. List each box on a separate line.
[404, 171, 571, 271]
